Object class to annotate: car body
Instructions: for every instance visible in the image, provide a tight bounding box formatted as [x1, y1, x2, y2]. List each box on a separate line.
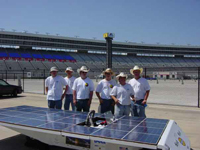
[0, 79, 23, 97]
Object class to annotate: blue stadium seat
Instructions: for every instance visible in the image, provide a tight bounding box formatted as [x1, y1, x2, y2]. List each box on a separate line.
[64, 55, 76, 61]
[0, 52, 8, 57]
[21, 53, 32, 58]
[32, 54, 43, 59]
[43, 54, 54, 59]
[53, 55, 64, 60]
[9, 53, 20, 58]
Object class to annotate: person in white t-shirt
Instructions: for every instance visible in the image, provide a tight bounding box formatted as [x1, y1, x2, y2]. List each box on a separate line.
[129, 66, 150, 117]
[72, 66, 94, 112]
[110, 72, 135, 117]
[96, 68, 116, 114]
[45, 67, 68, 109]
[64, 67, 76, 111]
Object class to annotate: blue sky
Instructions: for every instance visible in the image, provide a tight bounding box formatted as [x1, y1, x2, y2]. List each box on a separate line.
[0, 0, 200, 46]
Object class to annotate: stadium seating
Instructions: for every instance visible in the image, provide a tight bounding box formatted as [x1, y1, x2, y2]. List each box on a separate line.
[0, 48, 199, 74]
[20, 53, 33, 60]
[0, 52, 8, 59]
[8, 52, 21, 60]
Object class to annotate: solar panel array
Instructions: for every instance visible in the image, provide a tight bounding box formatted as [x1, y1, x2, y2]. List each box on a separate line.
[0, 106, 169, 145]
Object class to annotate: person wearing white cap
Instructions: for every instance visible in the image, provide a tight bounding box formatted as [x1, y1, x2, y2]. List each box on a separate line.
[96, 68, 116, 114]
[45, 67, 68, 109]
[129, 66, 150, 117]
[64, 67, 76, 111]
[72, 66, 94, 112]
[110, 72, 135, 117]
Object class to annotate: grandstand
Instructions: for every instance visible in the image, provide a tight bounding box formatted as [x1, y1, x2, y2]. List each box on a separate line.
[0, 31, 199, 78]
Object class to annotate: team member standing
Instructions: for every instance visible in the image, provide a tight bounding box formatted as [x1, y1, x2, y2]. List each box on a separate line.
[110, 72, 135, 117]
[64, 67, 76, 111]
[72, 66, 94, 112]
[45, 67, 68, 109]
[96, 68, 116, 114]
[129, 66, 150, 117]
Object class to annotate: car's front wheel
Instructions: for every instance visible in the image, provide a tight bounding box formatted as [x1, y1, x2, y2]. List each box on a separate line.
[13, 90, 18, 97]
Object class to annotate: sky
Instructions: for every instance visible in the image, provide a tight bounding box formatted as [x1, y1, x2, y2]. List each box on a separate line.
[0, 0, 200, 46]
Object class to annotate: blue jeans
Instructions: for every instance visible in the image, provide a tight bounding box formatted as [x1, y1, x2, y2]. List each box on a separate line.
[115, 103, 131, 117]
[48, 100, 62, 109]
[64, 94, 75, 111]
[131, 100, 146, 118]
[100, 99, 115, 114]
[76, 99, 90, 112]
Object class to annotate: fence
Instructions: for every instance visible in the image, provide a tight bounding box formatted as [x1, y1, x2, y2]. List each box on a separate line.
[0, 67, 199, 108]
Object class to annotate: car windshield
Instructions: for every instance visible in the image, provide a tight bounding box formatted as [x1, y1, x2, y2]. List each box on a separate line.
[0, 80, 9, 86]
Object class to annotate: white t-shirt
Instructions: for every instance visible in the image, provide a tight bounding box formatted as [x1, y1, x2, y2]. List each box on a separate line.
[72, 77, 94, 100]
[96, 79, 117, 99]
[128, 77, 150, 101]
[45, 75, 67, 101]
[64, 76, 76, 95]
[110, 83, 134, 105]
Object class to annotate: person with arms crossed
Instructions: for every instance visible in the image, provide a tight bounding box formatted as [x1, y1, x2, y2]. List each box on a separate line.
[45, 67, 68, 109]
[129, 66, 150, 117]
[110, 72, 135, 117]
[72, 66, 94, 112]
[64, 67, 76, 111]
[96, 68, 116, 114]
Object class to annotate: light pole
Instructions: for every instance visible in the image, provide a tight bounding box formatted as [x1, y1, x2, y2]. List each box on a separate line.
[103, 33, 115, 69]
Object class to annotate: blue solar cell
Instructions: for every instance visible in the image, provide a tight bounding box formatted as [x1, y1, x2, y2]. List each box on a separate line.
[145, 118, 168, 124]
[1, 107, 19, 111]
[17, 109, 38, 113]
[104, 123, 136, 132]
[1, 111, 25, 117]
[114, 119, 143, 126]
[63, 125, 99, 135]
[139, 122, 167, 129]
[56, 118, 85, 124]
[38, 122, 72, 131]
[17, 113, 45, 119]
[31, 111, 49, 115]
[0, 115, 9, 119]
[132, 126, 163, 135]
[19, 119, 51, 127]
[123, 132, 160, 144]
[121, 116, 145, 122]
[91, 129, 128, 139]
[0, 109, 10, 113]
[0, 117, 27, 124]
[34, 113, 72, 121]
[72, 115, 87, 120]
